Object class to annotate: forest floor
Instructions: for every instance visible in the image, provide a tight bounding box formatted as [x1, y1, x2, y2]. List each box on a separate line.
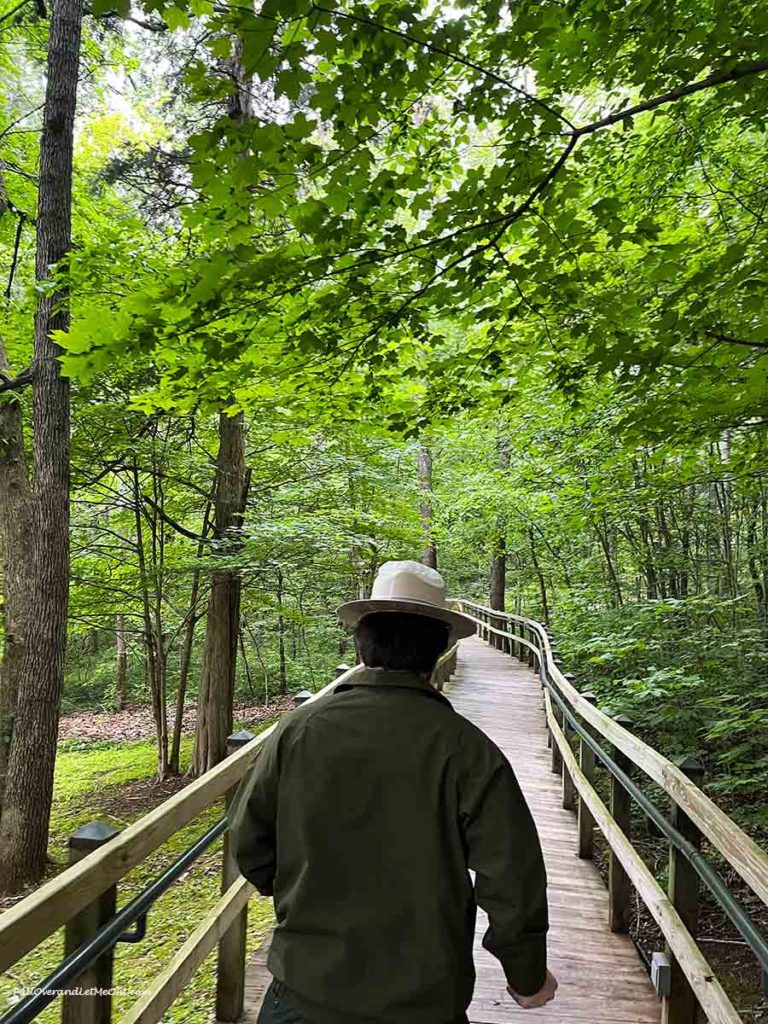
[57, 694, 297, 744]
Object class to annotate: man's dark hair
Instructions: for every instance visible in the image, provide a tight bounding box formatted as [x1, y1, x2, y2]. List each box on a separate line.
[355, 612, 451, 674]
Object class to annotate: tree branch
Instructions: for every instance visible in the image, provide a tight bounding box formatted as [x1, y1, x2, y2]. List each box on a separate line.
[0, 366, 34, 394]
[706, 330, 768, 351]
[141, 495, 210, 543]
[5, 211, 25, 299]
[573, 59, 768, 137]
[318, 60, 768, 280]
[0, 0, 32, 25]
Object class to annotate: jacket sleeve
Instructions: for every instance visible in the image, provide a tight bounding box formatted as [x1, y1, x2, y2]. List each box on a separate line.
[226, 723, 285, 897]
[459, 744, 549, 996]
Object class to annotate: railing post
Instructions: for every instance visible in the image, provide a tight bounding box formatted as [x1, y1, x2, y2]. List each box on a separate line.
[561, 673, 576, 812]
[550, 679, 563, 778]
[609, 714, 634, 933]
[510, 619, 518, 660]
[62, 821, 121, 1024]
[432, 647, 456, 692]
[578, 692, 598, 859]
[490, 609, 499, 650]
[526, 626, 536, 668]
[661, 756, 705, 1024]
[216, 729, 257, 1022]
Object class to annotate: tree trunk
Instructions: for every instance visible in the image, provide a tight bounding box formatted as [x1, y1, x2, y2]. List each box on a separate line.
[191, 412, 246, 775]
[115, 615, 128, 711]
[276, 567, 287, 696]
[489, 538, 506, 611]
[168, 494, 212, 775]
[189, 36, 251, 776]
[488, 436, 509, 648]
[150, 448, 168, 777]
[131, 462, 165, 776]
[418, 444, 437, 569]
[0, 0, 82, 892]
[489, 534, 506, 652]
[528, 527, 550, 623]
[239, 629, 257, 699]
[83, 628, 100, 655]
[0, 341, 33, 818]
[638, 514, 659, 599]
[595, 516, 623, 607]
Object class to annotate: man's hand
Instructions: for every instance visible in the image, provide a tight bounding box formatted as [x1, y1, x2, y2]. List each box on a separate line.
[507, 969, 558, 1009]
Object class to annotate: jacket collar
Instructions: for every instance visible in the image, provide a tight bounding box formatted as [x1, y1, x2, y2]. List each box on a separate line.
[334, 665, 453, 707]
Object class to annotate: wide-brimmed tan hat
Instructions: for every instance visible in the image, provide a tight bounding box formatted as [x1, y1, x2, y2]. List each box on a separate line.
[336, 560, 476, 640]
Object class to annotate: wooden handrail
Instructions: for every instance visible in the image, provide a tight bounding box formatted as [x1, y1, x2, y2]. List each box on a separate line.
[459, 598, 768, 1024]
[545, 690, 740, 1024]
[457, 599, 768, 908]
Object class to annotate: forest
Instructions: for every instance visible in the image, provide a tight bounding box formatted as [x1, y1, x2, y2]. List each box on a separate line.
[1, 0, 768, 1020]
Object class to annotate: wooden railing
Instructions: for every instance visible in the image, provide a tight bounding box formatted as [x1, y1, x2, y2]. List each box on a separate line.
[0, 646, 459, 1024]
[457, 599, 768, 1024]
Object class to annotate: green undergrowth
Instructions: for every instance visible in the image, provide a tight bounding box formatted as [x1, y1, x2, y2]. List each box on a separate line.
[2, 725, 278, 1024]
[552, 594, 768, 835]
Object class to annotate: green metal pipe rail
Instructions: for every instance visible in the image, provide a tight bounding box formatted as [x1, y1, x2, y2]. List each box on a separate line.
[0, 818, 228, 1024]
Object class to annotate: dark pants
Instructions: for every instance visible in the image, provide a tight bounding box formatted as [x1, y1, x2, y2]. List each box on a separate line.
[257, 979, 469, 1024]
[258, 980, 306, 1023]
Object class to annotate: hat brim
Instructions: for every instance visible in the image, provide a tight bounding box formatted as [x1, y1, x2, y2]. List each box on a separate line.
[336, 598, 477, 641]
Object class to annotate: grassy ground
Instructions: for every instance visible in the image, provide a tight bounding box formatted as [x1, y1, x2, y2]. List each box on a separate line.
[1, 728, 277, 1024]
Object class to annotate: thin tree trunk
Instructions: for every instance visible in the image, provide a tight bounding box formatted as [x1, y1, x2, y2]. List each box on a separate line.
[115, 615, 128, 711]
[528, 527, 550, 623]
[489, 534, 506, 652]
[150, 443, 167, 777]
[168, 602, 197, 774]
[747, 500, 766, 623]
[0, 0, 83, 891]
[418, 444, 437, 569]
[488, 437, 509, 649]
[595, 516, 623, 607]
[276, 567, 287, 696]
[168, 494, 212, 774]
[131, 462, 164, 776]
[0, 340, 33, 818]
[297, 588, 316, 689]
[239, 629, 257, 700]
[244, 617, 270, 705]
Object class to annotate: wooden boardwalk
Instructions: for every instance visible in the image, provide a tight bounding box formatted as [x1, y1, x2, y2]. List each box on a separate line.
[230, 637, 658, 1024]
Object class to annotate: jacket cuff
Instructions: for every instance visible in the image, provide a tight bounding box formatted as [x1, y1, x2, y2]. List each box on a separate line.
[500, 936, 548, 997]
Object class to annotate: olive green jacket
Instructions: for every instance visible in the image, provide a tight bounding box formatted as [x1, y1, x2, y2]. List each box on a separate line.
[227, 665, 548, 1024]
